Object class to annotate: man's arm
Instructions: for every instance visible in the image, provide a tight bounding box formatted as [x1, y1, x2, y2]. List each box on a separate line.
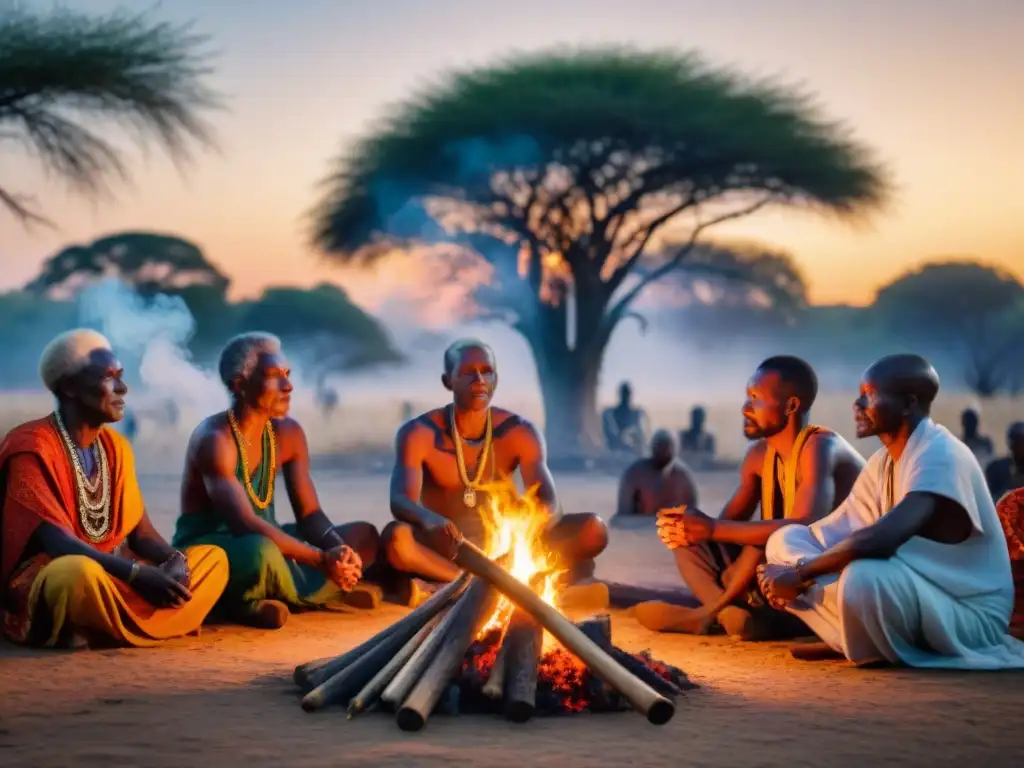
[715, 444, 765, 522]
[798, 491, 961, 580]
[711, 434, 835, 547]
[514, 421, 559, 518]
[126, 511, 178, 563]
[196, 429, 324, 566]
[277, 418, 345, 550]
[34, 522, 137, 581]
[389, 422, 448, 530]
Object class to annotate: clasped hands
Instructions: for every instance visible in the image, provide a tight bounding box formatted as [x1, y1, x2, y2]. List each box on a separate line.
[321, 544, 363, 591]
[655, 505, 716, 549]
[756, 563, 812, 610]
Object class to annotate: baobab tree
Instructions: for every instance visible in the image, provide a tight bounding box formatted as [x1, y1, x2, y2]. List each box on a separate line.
[310, 47, 888, 452]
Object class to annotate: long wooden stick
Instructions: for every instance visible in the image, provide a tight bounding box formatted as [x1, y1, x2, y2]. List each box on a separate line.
[346, 609, 448, 719]
[293, 573, 469, 691]
[502, 611, 542, 723]
[452, 539, 675, 725]
[379, 579, 477, 710]
[396, 579, 497, 732]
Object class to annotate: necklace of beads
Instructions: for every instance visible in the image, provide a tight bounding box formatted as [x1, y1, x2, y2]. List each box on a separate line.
[226, 408, 275, 510]
[449, 405, 492, 509]
[53, 410, 111, 542]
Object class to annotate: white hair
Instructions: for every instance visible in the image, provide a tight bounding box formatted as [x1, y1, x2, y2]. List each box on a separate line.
[218, 332, 282, 389]
[443, 338, 494, 375]
[38, 329, 114, 394]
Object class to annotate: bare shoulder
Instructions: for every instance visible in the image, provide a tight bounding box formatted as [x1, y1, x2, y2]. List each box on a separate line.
[395, 409, 443, 449]
[271, 416, 310, 461]
[493, 409, 542, 443]
[814, 428, 867, 471]
[187, 413, 235, 465]
[741, 440, 768, 475]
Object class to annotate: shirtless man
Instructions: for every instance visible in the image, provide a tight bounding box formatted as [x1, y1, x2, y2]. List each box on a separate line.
[382, 339, 608, 593]
[610, 430, 698, 530]
[172, 333, 380, 628]
[636, 356, 866, 640]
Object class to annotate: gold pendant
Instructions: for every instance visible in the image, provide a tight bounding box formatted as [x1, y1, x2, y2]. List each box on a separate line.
[463, 488, 477, 508]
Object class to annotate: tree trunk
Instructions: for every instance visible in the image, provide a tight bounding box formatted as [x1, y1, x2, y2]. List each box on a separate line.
[526, 333, 606, 457]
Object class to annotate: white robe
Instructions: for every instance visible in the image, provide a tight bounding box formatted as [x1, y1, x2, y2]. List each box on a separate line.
[765, 418, 1024, 668]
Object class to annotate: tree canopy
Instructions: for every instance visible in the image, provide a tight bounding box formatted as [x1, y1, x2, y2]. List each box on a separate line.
[0, 5, 220, 225]
[872, 260, 1024, 397]
[309, 47, 888, 451]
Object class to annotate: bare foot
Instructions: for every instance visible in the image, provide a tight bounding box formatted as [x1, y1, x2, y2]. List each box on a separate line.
[789, 641, 843, 661]
[232, 599, 289, 629]
[556, 581, 610, 612]
[634, 601, 717, 634]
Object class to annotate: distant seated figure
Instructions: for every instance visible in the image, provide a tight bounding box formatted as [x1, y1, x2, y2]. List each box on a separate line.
[120, 407, 138, 443]
[986, 421, 1024, 500]
[610, 430, 698, 529]
[1, 330, 228, 649]
[679, 406, 715, 462]
[173, 333, 380, 629]
[602, 381, 648, 454]
[961, 408, 994, 464]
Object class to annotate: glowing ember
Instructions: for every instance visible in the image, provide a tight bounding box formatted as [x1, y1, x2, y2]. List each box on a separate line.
[477, 479, 565, 652]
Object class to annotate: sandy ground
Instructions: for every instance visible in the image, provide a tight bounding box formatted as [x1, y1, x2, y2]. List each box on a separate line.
[2, 469, 1023, 767]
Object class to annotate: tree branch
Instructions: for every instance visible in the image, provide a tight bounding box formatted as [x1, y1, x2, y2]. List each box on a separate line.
[602, 194, 774, 331]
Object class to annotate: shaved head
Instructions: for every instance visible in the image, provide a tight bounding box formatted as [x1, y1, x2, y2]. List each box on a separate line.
[649, 428, 676, 468]
[864, 354, 940, 411]
[854, 354, 940, 439]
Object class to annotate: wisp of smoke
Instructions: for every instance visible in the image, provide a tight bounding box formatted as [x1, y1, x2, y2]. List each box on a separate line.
[76, 279, 228, 418]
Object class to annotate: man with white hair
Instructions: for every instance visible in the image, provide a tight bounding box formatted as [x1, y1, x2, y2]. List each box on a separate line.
[172, 332, 381, 629]
[0, 329, 229, 648]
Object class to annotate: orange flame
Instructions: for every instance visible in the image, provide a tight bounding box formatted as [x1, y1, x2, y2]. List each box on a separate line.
[476, 479, 565, 650]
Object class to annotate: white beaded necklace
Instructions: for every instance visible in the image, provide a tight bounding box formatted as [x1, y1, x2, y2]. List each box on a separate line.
[53, 410, 112, 542]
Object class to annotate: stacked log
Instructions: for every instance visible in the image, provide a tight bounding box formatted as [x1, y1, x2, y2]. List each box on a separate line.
[292, 540, 690, 730]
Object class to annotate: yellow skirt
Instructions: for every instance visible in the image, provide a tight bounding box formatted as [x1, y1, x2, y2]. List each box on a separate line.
[18, 545, 229, 648]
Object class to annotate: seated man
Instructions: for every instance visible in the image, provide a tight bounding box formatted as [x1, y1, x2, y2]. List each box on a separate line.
[383, 339, 609, 599]
[759, 354, 1024, 667]
[610, 430, 698, 530]
[602, 381, 648, 454]
[679, 406, 716, 464]
[173, 333, 380, 629]
[639, 356, 865, 640]
[986, 421, 1024, 500]
[1, 330, 228, 648]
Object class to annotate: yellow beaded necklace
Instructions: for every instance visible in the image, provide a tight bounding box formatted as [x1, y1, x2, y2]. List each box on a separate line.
[227, 408, 276, 510]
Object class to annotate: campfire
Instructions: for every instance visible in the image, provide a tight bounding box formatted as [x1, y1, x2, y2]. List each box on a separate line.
[293, 482, 695, 730]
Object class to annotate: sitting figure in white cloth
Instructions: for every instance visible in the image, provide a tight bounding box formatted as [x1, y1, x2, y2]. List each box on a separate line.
[758, 354, 1024, 668]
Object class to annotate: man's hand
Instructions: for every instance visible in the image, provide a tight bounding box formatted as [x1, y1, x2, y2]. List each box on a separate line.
[422, 515, 462, 561]
[132, 563, 193, 608]
[160, 551, 191, 587]
[656, 507, 716, 549]
[322, 545, 362, 591]
[756, 563, 810, 610]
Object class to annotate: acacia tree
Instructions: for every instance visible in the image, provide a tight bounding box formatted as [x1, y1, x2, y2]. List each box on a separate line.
[872, 260, 1024, 397]
[310, 48, 887, 452]
[0, 5, 220, 225]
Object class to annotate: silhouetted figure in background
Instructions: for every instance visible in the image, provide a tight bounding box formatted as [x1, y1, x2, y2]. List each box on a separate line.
[400, 401, 414, 422]
[121, 407, 138, 442]
[961, 408, 994, 463]
[679, 406, 716, 464]
[987, 421, 1024, 500]
[602, 381, 647, 454]
[318, 387, 339, 419]
[611, 430, 698, 528]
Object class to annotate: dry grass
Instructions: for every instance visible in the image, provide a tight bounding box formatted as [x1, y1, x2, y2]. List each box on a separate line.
[1, 389, 1019, 467]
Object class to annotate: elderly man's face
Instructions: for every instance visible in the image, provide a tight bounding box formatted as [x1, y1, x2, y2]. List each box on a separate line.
[62, 349, 128, 424]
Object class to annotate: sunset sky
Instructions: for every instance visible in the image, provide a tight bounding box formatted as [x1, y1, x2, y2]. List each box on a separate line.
[4, 0, 1023, 317]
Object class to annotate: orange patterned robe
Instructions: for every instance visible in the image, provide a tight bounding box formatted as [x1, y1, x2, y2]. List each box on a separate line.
[0, 416, 227, 647]
[996, 487, 1024, 638]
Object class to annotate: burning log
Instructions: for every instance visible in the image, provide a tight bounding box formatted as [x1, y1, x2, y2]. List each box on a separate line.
[396, 578, 498, 732]
[294, 573, 469, 691]
[501, 611, 543, 723]
[575, 614, 687, 698]
[346, 610, 447, 719]
[452, 539, 676, 726]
